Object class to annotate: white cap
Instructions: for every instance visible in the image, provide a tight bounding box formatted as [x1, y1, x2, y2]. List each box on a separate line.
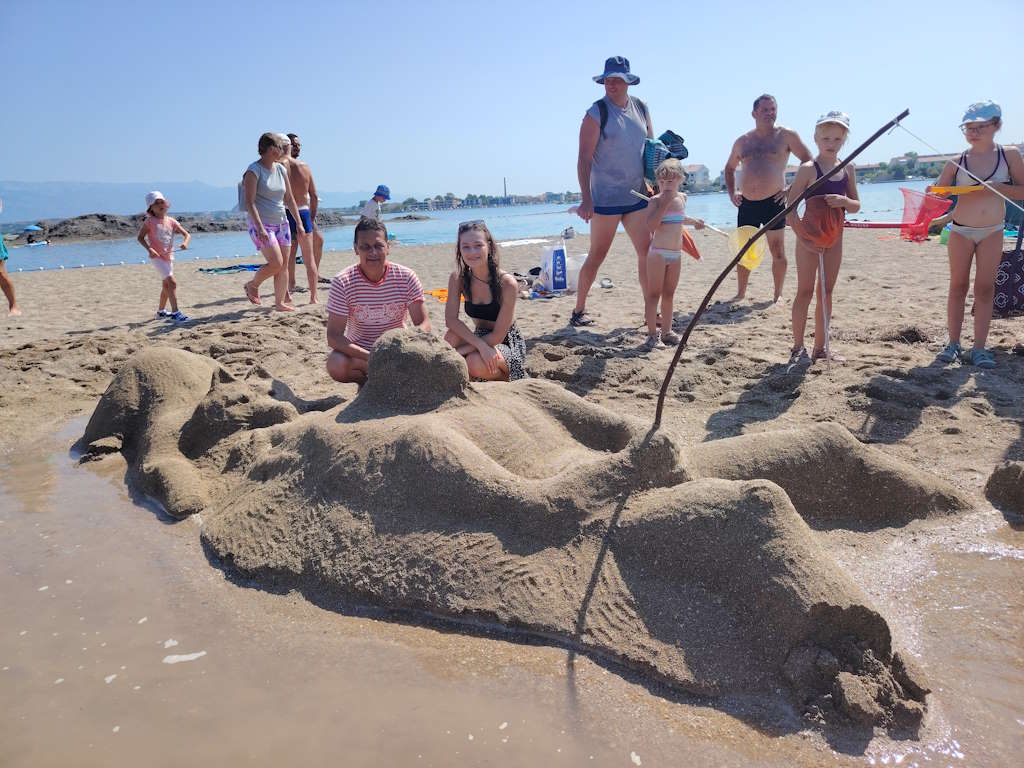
[816, 111, 850, 130]
[145, 190, 167, 209]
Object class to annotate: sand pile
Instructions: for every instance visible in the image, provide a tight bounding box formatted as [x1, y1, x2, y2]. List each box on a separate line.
[80, 330, 977, 733]
[985, 461, 1024, 515]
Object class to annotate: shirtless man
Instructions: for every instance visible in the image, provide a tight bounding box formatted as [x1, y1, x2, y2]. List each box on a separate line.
[724, 94, 812, 303]
[284, 133, 321, 303]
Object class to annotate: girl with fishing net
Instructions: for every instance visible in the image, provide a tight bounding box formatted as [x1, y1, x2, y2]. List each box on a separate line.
[785, 112, 860, 367]
[932, 102, 1024, 369]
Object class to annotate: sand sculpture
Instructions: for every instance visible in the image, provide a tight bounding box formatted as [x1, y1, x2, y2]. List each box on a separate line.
[80, 330, 975, 733]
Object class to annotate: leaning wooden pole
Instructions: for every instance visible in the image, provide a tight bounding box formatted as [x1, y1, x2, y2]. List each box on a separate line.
[653, 109, 911, 428]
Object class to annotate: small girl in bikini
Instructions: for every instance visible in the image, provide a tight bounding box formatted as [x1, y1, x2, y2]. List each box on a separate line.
[443, 220, 528, 380]
[934, 101, 1024, 369]
[136, 190, 190, 322]
[643, 159, 704, 347]
[786, 111, 860, 365]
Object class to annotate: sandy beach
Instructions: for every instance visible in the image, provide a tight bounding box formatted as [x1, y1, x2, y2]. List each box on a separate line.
[2, 228, 1023, 765]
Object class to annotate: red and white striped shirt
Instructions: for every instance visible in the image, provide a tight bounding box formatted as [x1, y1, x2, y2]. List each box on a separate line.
[326, 262, 425, 350]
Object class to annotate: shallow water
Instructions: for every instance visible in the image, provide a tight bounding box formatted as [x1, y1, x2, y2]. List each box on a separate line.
[1, 422, 1021, 767]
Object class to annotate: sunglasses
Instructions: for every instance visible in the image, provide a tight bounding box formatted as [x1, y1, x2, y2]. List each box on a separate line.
[961, 121, 996, 134]
[458, 219, 485, 230]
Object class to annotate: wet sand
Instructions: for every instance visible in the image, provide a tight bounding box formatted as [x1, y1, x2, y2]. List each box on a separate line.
[2, 428, 1022, 766]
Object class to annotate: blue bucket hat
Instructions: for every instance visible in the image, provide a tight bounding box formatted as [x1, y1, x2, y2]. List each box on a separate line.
[960, 100, 1001, 127]
[593, 56, 639, 86]
[374, 184, 391, 200]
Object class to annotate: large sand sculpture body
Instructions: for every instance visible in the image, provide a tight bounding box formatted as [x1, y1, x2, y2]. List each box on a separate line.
[81, 331, 972, 732]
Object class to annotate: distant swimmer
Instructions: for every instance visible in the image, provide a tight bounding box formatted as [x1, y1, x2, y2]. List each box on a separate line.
[284, 133, 321, 304]
[724, 94, 812, 303]
[570, 56, 654, 328]
[325, 218, 430, 385]
[360, 185, 390, 221]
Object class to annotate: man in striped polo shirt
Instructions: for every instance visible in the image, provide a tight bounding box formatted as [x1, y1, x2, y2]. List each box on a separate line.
[326, 218, 431, 384]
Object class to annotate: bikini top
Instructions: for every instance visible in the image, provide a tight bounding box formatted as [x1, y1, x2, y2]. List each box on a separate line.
[661, 213, 686, 223]
[464, 292, 501, 322]
[954, 145, 1010, 186]
[810, 162, 848, 197]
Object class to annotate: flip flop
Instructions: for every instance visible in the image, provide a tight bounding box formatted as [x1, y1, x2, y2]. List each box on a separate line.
[244, 281, 262, 305]
[599, 278, 614, 289]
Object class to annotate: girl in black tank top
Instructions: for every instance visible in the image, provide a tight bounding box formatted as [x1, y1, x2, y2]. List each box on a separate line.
[443, 221, 527, 381]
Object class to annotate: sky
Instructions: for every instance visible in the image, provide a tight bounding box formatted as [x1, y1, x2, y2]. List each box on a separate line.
[1, 0, 1019, 200]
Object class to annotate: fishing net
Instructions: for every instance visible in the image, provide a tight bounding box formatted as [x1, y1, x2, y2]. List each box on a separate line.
[898, 188, 953, 241]
[728, 225, 766, 270]
[844, 188, 952, 242]
[791, 197, 845, 250]
[681, 227, 700, 261]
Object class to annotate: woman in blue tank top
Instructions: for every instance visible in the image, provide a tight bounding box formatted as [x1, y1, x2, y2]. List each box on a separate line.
[570, 57, 654, 328]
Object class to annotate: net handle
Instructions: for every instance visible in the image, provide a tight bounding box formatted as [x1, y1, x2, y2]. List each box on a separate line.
[653, 108, 911, 429]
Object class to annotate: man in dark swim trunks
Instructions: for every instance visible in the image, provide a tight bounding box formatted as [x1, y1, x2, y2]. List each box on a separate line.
[284, 133, 321, 304]
[724, 94, 812, 303]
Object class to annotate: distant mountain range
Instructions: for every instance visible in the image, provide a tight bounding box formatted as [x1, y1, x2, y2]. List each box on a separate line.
[0, 181, 375, 225]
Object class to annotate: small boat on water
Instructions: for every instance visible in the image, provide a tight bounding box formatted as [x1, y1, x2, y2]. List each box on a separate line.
[26, 240, 49, 248]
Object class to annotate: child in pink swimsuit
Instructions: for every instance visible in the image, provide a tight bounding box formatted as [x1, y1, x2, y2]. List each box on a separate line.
[136, 191, 191, 322]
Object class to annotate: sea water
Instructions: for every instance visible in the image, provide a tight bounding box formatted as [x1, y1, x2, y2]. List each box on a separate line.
[7, 180, 933, 272]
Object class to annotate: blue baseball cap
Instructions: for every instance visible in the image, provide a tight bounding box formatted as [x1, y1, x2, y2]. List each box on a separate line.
[960, 101, 1001, 127]
[593, 56, 639, 86]
[374, 184, 390, 200]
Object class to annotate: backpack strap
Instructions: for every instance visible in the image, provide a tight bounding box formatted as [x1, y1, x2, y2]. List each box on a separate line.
[596, 97, 649, 139]
[596, 99, 608, 139]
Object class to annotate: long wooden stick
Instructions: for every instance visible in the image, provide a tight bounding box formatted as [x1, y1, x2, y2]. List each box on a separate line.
[653, 108, 911, 428]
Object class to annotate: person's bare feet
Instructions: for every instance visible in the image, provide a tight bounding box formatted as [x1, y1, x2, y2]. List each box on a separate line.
[244, 281, 261, 305]
[308, 296, 319, 305]
[273, 302, 297, 312]
[8, 306, 22, 317]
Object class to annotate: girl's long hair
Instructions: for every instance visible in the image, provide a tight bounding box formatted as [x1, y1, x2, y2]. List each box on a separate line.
[456, 221, 503, 306]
